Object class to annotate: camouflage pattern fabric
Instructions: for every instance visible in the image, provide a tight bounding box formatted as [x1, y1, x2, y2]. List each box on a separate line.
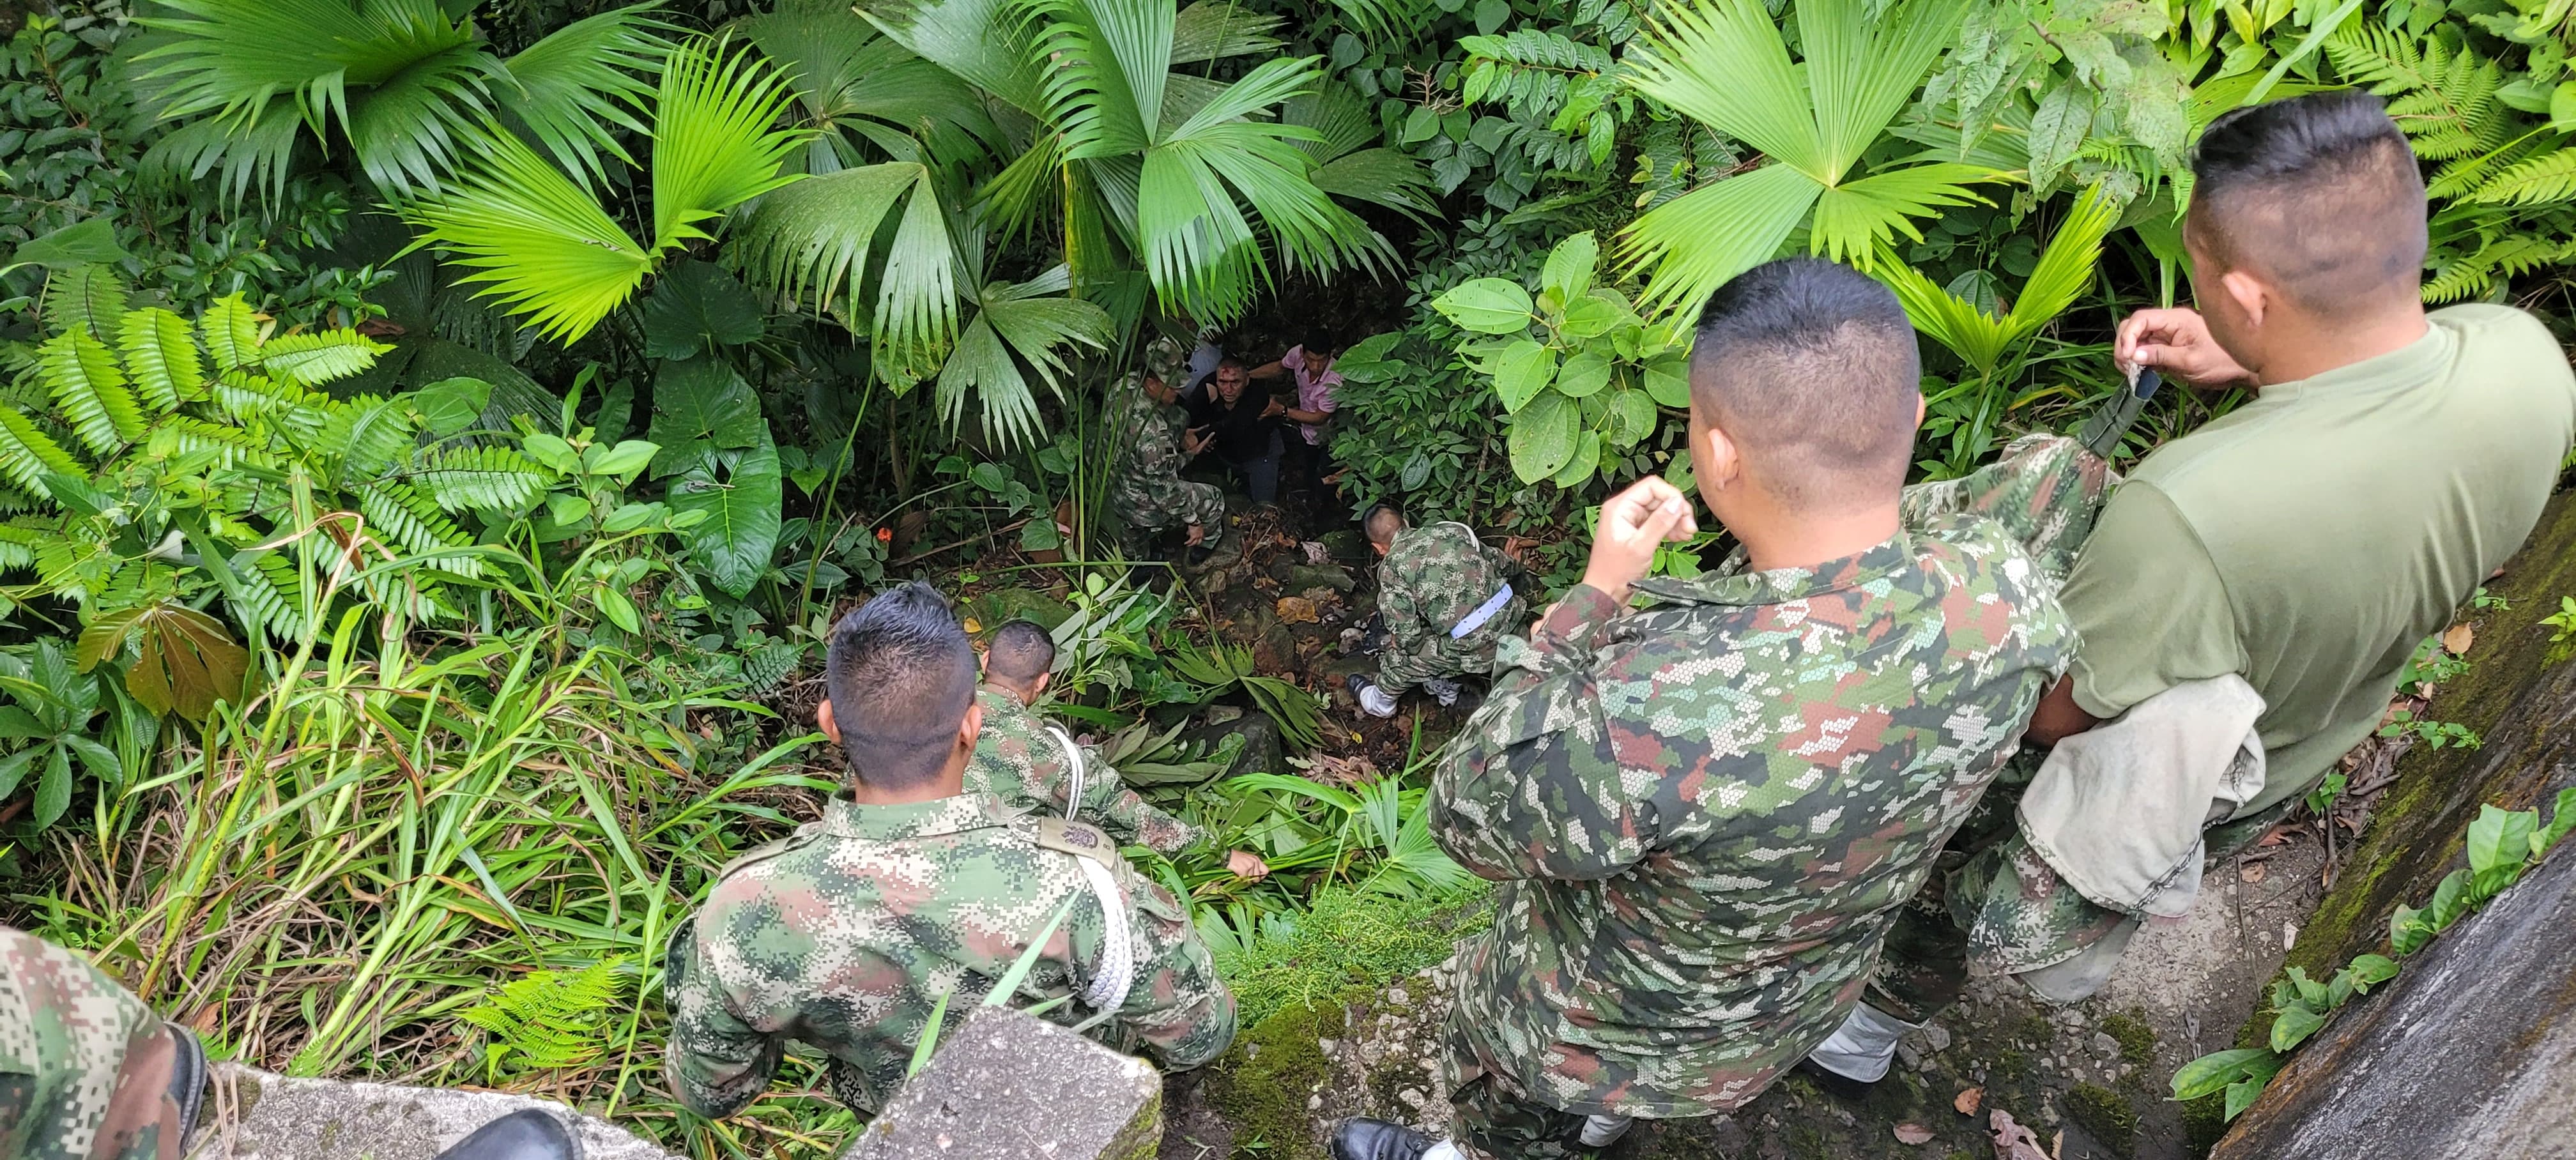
[1441, 1066, 1589, 1160]
[1375, 522, 1525, 694]
[1898, 433, 2111, 581]
[0, 927, 178, 1160]
[664, 792, 1234, 1117]
[1107, 371, 1225, 535]
[1141, 334, 1190, 391]
[967, 685, 1210, 855]
[1429, 439, 2104, 1121]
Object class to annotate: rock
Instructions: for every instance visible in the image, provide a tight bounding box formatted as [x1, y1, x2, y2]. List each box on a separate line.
[1279, 563, 1357, 594]
[845, 1006, 1160, 1159]
[201, 1062, 671, 1160]
[2092, 1032, 2121, 1058]
[1920, 1023, 1952, 1053]
[1178, 713, 1282, 780]
[1250, 623, 1301, 675]
[2220, 492, 2576, 1159]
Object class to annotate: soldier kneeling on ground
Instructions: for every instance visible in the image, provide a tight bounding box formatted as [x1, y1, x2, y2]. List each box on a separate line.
[1108, 367, 1230, 568]
[1346, 506, 1526, 719]
[972, 620, 1270, 880]
[663, 582, 1236, 1119]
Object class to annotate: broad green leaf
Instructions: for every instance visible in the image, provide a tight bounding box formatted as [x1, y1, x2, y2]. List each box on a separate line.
[585, 439, 661, 479]
[640, 259, 767, 359]
[0, 707, 39, 741]
[34, 745, 71, 829]
[2539, 786, 2576, 853]
[669, 437, 783, 599]
[2172, 1048, 2278, 1101]
[1606, 388, 1657, 448]
[2427, 867, 2473, 929]
[2269, 1004, 2325, 1052]
[1543, 231, 1600, 301]
[2389, 902, 2434, 955]
[1560, 293, 1629, 339]
[1434, 278, 1537, 333]
[522, 432, 583, 475]
[969, 462, 1008, 493]
[596, 586, 643, 634]
[1506, 392, 1579, 483]
[2469, 803, 2538, 899]
[548, 493, 594, 525]
[1492, 340, 1557, 413]
[408, 377, 494, 437]
[1550, 429, 1601, 488]
[10, 217, 131, 270]
[1555, 349, 1613, 397]
[647, 358, 765, 477]
[2347, 954, 2400, 989]
[2223, 1078, 2266, 1121]
[2026, 83, 2094, 194]
[1642, 353, 1692, 408]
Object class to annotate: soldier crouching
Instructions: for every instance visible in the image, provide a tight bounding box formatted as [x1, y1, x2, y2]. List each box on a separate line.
[1333, 260, 2080, 1159]
[662, 581, 1235, 1119]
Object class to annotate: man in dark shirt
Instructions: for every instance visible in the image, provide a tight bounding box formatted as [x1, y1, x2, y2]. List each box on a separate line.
[1186, 358, 1287, 506]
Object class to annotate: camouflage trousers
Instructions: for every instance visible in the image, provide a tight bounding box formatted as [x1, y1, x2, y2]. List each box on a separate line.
[1110, 472, 1224, 535]
[1869, 770, 2301, 1023]
[0, 927, 181, 1160]
[1439, 1017, 1608, 1160]
[1376, 600, 1521, 694]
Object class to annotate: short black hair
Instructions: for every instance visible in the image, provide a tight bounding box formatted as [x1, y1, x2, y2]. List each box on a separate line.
[1217, 356, 1247, 372]
[1689, 258, 1919, 508]
[985, 620, 1055, 685]
[1301, 332, 1338, 358]
[1362, 503, 1405, 546]
[825, 581, 977, 790]
[2191, 91, 2425, 311]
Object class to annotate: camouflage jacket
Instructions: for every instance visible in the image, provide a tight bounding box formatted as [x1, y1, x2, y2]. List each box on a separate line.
[1111, 372, 1190, 483]
[1431, 438, 2097, 1118]
[967, 685, 1210, 855]
[664, 792, 1235, 1117]
[1, 926, 177, 1160]
[1379, 522, 1519, 657]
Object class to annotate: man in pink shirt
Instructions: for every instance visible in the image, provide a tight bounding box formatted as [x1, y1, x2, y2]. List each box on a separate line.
[1252, 333, 1341, 503]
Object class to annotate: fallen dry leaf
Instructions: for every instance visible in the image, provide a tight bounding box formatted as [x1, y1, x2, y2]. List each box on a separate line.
[2051, 1130, 2064, 1159]
[1302, 540, 1331, 565]
[2241, 860, 2269, 884]
[1989, 1110, 2048, 1160]
[2443, 622, 2475, 655]
[1275, 597, 1319, 625]
[1954, 1087, 1984, 1115]
[1894, 1124, 1935, 1146]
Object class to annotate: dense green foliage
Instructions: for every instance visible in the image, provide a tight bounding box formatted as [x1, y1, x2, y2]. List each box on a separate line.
[8, 0, 2576, 1150]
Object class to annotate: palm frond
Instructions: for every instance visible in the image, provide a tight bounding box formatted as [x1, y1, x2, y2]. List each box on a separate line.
[1170, 1, 1284, 65]
[935, 265, 1114, 445]
[1625, 0, 1820, 171]
[408, 445, 550, 512]
[2009, 183, 2120, 327]
[1879, 256, 2014, 373]
[1808, 162, 1997, 267]
[1032, 0, 1169, 160]
[496, 4, 670, 188]
[399, 125, 654, 344]
[730, 162, 962, 383]
[342, 42, 496, 194]
[254, 330, 391, 389]
[649, 37, 808, 252]
[1800, 0, 1967, 174]
[1620, 163, 1821, 316]
[860, 0, 1049, 119]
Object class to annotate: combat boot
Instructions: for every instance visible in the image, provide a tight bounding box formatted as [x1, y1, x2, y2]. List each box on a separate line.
[1330, 1118, 1444, 1160]
[429, 1109, 579, 1160]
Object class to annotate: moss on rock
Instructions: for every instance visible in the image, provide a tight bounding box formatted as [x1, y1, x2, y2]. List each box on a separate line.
[2066, 1083, 2139, 1155]
[2100, 1009, 2156, 1072]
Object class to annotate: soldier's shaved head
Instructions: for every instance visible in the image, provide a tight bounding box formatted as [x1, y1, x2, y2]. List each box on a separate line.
[1363, 503, 1406, 547]
[984, 620, 1055, 688]
[1689, 259, 1920, 510]
[825, 581, 978, 790]
[2189, 91, 2424, 316]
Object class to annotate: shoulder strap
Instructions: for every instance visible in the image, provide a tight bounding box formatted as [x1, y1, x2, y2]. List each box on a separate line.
[1032, 818, 1134, 1011]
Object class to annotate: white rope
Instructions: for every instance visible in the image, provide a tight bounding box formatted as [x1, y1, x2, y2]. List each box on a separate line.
[1047, 724, 1087, 820]
[1075, 857, 1133, 1012]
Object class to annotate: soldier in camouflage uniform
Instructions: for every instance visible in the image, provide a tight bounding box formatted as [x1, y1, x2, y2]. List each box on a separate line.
[972, 620, 1269, 878]
[1348, 507, 1525, 718]
[1107, 367, 1227, 560]
[1331, 260, 2089, 1160]
[1, 926, 205, 1160]
[664, 583, 1234, 1119]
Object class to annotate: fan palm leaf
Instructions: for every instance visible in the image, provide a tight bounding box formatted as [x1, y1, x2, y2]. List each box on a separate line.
[397, 128, 654, 343]
[935, 263, 1114, 446]
[737, 0, 999, 171]
[496, 5, 671, 188]
[1621, 0, 2002, 315]
[730, 162, 962, 383]
[649, 38, 808, 252]
[1879, 183, 2121, 376]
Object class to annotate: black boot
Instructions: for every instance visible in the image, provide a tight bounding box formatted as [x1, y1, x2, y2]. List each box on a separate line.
[1330, 1118, 1437, 1160]
[165, 1023, 207, 1153]
[1793, 1057, 1878, 1101]
[431, 1109, 581, 1160]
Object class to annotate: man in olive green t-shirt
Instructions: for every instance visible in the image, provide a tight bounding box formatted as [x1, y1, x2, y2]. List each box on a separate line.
[1808, 91, 2576, 1092]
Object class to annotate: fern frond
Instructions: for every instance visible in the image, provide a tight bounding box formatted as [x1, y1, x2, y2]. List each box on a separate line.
[457, 959, 627, 1071]
[316, 397, 420, 480]
[119, 308, 206, 413]
[146, 416, 278, 472]
[355, 481, 479, 578]
[40, 332, 146, 457]
[236, 549, 309, 646]
[211, 373, 330, 439]
[199, 296, 267, 373]
[408, 446, 549, 512]
[2469, 146, 2576, 206]
[0, 522, 42, 572]
[254, 330, 392, 389]
[0, 408, 86, 497]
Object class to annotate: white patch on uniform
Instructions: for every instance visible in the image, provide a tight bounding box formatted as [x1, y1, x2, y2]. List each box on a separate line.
[1809, 805, 1844, 835]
